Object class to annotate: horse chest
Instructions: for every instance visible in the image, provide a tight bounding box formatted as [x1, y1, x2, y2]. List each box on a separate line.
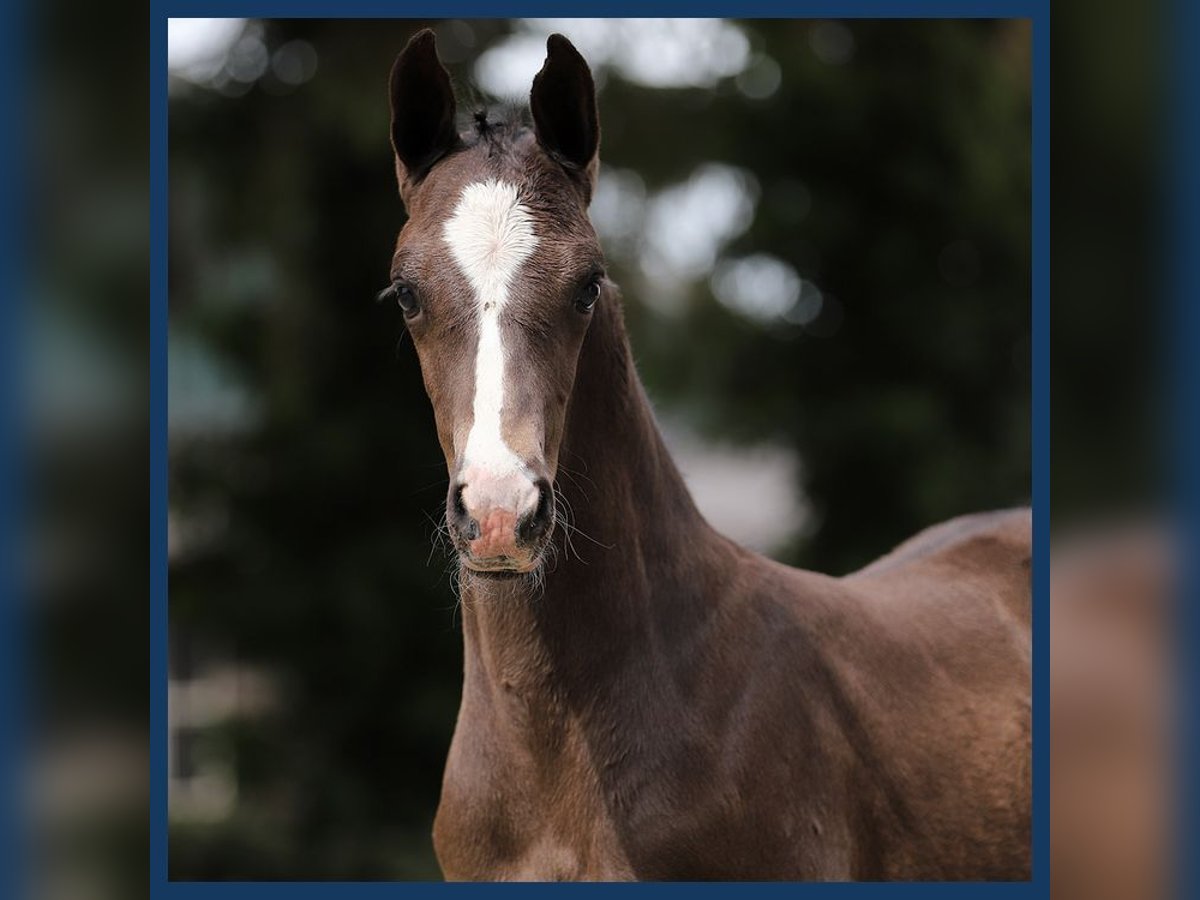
[433, 754, 634, 881]
[432, 712, 844, 881]
[433, 704, 638, 881]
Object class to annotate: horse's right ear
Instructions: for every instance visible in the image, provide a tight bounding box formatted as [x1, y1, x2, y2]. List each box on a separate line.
[531, 34, 600, 202]
[389, 29, 460, 199]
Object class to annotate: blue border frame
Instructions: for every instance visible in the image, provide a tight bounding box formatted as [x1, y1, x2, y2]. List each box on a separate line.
[1, 0, 26, 896]
[1173, 0, 1200, 893]
[150, 5, 1049, 895]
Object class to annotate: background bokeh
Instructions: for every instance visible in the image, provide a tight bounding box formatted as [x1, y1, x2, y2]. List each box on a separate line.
[164, 18, 1031, 879]
[20, 1, 1188, 897]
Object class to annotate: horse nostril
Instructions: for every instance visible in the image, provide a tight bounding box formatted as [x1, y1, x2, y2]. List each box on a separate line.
[519, 479, 554, 540]
[450, 483, 479, 540]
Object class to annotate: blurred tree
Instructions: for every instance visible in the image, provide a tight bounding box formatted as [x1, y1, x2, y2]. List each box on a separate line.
[167, 18, 1029, 878]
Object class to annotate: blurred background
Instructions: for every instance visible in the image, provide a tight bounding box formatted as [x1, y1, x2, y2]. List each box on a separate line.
[23, 1, 149, 898]
[164, 18, 1030, 879]
[14, 2, 1188, 897]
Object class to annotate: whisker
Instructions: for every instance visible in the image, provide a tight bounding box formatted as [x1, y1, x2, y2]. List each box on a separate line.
[422, 506, 455, 567]
[553, 494, 585, 563]
[551, 487, 614, 553]
[559, 452, 598, 487]
[412, 478, 451, 495]
[555, 462, 596, 500]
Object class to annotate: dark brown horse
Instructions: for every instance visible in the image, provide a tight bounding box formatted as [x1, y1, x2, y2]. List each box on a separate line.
[382, 30, 1031, 881]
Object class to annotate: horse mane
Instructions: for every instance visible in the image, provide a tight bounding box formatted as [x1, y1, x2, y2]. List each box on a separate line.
[461, 101, 532, 151]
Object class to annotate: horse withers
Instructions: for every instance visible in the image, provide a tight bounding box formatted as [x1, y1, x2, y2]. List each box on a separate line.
[381, 29, 1032, 881]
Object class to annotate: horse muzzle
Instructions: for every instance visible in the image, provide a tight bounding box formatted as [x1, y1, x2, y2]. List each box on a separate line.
[448, 467, 554, 572]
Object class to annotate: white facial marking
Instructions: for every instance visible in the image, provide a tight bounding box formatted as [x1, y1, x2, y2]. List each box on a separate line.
[443, 179, 538, 484]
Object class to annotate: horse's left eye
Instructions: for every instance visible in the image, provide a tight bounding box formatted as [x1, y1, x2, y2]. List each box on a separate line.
[576, 276, 602, 313]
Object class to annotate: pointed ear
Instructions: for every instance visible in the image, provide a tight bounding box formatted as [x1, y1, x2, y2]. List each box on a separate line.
[389, 29, 460, 199]
[530, 34, 600, 201]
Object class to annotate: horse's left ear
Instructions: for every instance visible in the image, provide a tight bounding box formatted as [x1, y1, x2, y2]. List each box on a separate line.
[530, 34, 600, 202]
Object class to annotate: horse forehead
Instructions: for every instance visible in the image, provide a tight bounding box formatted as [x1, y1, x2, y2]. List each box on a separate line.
[442, 178, 539, 285]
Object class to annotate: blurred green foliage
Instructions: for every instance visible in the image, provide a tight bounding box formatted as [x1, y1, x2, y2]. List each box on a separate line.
[167, 19, 1030, 879]
[1051, 0, 1162, 516]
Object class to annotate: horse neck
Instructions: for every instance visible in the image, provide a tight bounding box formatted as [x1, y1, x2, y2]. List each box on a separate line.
[458, 297, 732, 703]
[556, 299, 709, 565]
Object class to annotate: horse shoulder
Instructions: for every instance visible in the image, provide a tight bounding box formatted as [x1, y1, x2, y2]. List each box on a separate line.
[725, 553, 1031, 879]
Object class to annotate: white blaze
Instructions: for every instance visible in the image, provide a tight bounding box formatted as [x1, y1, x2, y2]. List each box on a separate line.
[443, 179, 538, 480]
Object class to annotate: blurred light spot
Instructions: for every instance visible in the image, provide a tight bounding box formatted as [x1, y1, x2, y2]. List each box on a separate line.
[213, 76, 253, 98]
[938, 239, 982, 287]
[449, 19, 477, 47]
[28, 305, 135, 439]
[712, 254, 801, 322]
[227, 32, 270, 83]
[786, 280, 826, 326]
[640, 164, 759, 292]
[475, 34, 550, 98]
[662, 420, 810, 554]
[33, 731, 145, 823]
[604, 18, 749, 87]
[168, 660, 278, 822]
[168, 18, 246, 83]
[434, 20, 474, 63]
[810, 21, 855, 66]
[736, 54, 782, 99]
[271, 39, 318, 86]
[476, 19, 751, 98]
[169, 330, 259, 435]
[591, 166, 647, 251]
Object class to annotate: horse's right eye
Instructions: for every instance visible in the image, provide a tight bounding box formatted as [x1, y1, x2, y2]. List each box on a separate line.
[395, 282, 421, 318]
